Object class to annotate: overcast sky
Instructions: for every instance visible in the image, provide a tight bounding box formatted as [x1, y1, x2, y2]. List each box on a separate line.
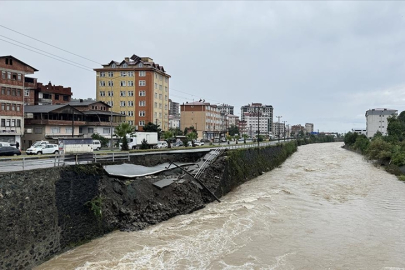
[2, 1, 405, 133]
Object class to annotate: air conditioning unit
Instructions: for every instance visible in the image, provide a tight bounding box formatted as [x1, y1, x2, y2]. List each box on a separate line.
[25, 128, 32, 133]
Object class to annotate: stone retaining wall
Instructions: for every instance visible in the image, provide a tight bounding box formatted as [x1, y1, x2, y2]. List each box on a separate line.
[0, 142, 297, 269]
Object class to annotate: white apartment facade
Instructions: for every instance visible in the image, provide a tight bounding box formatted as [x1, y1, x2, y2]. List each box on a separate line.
[365, 108, 397, 138]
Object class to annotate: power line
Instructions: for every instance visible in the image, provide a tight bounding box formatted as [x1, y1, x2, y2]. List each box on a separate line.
[0, 38, 93, 72]
[0, 34, 94, 70]
[0, 24, 101, 65]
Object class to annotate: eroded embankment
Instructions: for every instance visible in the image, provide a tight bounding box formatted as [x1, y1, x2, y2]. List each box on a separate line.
[0, 142, 297, 270]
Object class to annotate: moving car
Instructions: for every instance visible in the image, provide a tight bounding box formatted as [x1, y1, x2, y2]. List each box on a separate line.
[0, 146, 21, 156]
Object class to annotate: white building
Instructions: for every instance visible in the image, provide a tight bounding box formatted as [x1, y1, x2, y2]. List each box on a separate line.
[272, 122, 286, 138]
[169, 114, 180, 129]
[305, 123, 314, 134]
[365, 108, 397, 138]
[352, 128, 366, 136]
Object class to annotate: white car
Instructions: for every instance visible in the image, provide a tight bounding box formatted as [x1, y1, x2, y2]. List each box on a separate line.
[26, 144, 59, 155]
[154, 141, 168, 149]
[92, 140, 101, 151]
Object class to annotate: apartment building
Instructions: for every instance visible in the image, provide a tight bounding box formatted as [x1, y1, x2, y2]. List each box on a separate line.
[94, 54, 170, 131]
[240, 103, 273, 135]
[180, 101, 222, 140]
[365, 108, 397, 138]
[169, 99, 180, 116]
[218, 103, 234, 115]
[273, 122, 286, 138]
[291, 124, 305, 136]
[0, 56, 38, 146]
[305, 123, 314, 134]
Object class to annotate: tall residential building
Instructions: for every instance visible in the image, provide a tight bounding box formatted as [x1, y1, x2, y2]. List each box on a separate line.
[273, 122, 286, 138]
[365, 108, 397, 138]
[305, 123, 314, 134]
[169, 99, 180, 116]
[240, 103, 273, 136]
[24, 81, 72, 105]
[180, 101, 222, 140]
[218, 103, 234, 115]
[240, 103, 273, 135]
[94, 54, 170, 131]
[0, 56, 38, 146]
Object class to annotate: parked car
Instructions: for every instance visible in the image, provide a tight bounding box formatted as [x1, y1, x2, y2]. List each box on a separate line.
[92, 140, 101, 151]
[154, 141, 168, 149]
[0, 142, 11, 147]
[26, 144, 59, 155]
[0, 146, 21, 156]
[173, 141, 184, 147]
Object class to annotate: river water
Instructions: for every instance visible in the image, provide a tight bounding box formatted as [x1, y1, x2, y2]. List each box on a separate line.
[36, 142, 405, 270]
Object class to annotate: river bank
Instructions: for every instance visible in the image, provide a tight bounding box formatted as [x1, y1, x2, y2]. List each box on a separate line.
[1, 142, 297, 269]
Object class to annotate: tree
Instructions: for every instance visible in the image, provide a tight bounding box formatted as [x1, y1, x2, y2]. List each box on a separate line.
[184, 126, 197, 147]
[169, 127, 183, 136]
[366, 137, 392, 163]
[228, 125, 239, 136]
[162, 130, 174, 148]
[387, 115, 403, 140]
[344, 132, 358, 146]
[235, 134, 240, 144]
[242, 134, 248, 144]
[115, 122, 135, 151]
[143, 122, 161, 139]
[184, 126, 197, 136]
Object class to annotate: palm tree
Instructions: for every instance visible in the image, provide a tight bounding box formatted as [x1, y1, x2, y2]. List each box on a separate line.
[162, 130, 174, 148]
[114, 122, 135, 151]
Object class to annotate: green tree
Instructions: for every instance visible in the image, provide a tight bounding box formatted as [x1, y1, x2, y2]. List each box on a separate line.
[143, 122, 161, 139]
[242, 134, 248, 144]
[228, 125, 239, 136]
[344, 132, 358, 146]
[162, 130, 174, 148]
[353, 135, 370, 154]
[235, 134, 240, 144]
[114, 122, 135, 151]
[186, 132, 197, 147]
[366, 137, 392, 163]
[387, 115, 403, 141]
[169, 127, 183, 136]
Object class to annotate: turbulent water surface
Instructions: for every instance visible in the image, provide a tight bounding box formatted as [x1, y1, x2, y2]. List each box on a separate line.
[36, 143, 405, 270]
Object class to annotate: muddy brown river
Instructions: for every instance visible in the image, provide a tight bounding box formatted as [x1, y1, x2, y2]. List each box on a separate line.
[36, 142, 405, 269]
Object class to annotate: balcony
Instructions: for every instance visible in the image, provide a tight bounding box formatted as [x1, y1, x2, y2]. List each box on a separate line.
[0, 127, 22, 135]
[25, 119, 86, 126]
[38, 98, 52, 104]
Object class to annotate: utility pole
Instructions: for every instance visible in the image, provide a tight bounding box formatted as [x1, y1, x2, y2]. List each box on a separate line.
[257, 107, 260, 149]
[283, 120, 287, 141]
[276, 116, 282, 142]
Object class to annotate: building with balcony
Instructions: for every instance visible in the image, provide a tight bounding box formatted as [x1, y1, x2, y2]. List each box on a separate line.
[22, 100, 124, 150]
[169, 99, 180, 116]
[180, 101, 222, 140]
[218, 103, 234, 115]
[365, 108, 397, 138]
[240, 103, 273, 135]
[273, 122, 286, 138]
[94, 54, 170, 131]
[0, 55, 38, 146]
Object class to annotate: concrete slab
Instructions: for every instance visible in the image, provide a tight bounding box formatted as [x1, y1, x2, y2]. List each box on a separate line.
[153, 178, 177, 189]
[103, 162, 195, 178]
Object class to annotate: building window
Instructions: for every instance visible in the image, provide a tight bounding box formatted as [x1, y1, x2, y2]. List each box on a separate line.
[139, 120, 145, 126]
[99, 81, 106, 86]
[1, 87, 5, 95]
[120, 91, 126, 97]
[139, 90, 146, 96]
[128, 81, 134, 86]
[11, 104, 15, 111]
[122, 63, 127, 68]
[154, 102, 157, 108]
[120, 111, 126, 115]
[100, 91, 106, 96]
[165, 86, 168, 92]
[155, 83, 157, 89]
[1, 71, 5, 79]
[7, 72, 11, 79]
[139, 100, 146, 106]
[120, 81, 126, 87]
[24, 90, 29, 96]
[159, 85, 162, 91]
[128, 91, 134, 96]
[108, 81, 114, 87]
[88, 127, 94, 134]
[128, 71, 134, 77]
[11, 89, 16, 96]
[7, 88, 10, 95]
[100, 72, 106, 77]
[159, 94, 162, 100]
[138, 63, 143, 68]
[139, 111, 146, 117]
[120, 101, 126, 106]
[112, 63, 116, 68]
[17, 74, 21, 81]
[51, 127, 61, 134]
[155, 92, 157, 98]
[6, 104, 9, 110]
[107, 101, 114, 106]
[121, 71, 126, 77]
[34, 127, 42, 134]
[65, 127, 72, 134]
[128, 111, 134, 116]
[108, 91, 114, 97]
[108, 72, 114, 77]
[139, 71, 146, 77]
[103, 128, 110, 134]
[128, 120, 134, 125]
[17, 89, 21, 96]
[128, 101, 134, 106]
[139, 80, 146, 86]
[1, 104, 4, 110]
